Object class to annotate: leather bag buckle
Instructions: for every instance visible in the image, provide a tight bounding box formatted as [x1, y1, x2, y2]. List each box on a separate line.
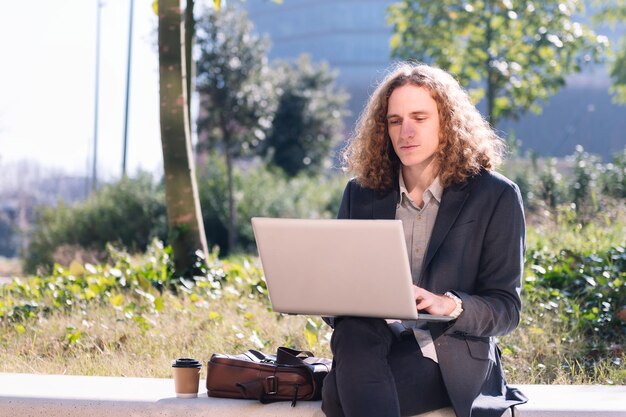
[265, 375, 277, 395]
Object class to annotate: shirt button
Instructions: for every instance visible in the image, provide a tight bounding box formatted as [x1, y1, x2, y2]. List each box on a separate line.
[415, 248, 420, 254]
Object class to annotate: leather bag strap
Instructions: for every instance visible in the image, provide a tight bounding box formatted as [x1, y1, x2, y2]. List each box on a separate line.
[236, 373, 301, 406]
[245, 349, 274, 363]
[276, 347, 314, 366]
[236, 379, 267, 402]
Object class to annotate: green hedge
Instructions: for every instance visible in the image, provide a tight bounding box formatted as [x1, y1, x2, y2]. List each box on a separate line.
[24, 174, 168, 273]
[24, 163, 346, 271]
[199, 154, 345, 254]
[5, 241, 625, 351]
[524, 245, 626, 341]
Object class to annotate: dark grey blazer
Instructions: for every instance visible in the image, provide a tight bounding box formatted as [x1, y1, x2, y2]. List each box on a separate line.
[336, 169, 527, 417]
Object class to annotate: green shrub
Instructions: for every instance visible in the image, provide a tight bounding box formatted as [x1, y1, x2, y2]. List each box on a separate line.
[600, 148, 626, 199]
[524, 245, 626, 342]
[24, 174, 167, 273]
[199, 153, 346, 254]
[501, 145, 625, 219]
[569, 146, 601, 222]
[4, 236, 624, 383]
[24, 159, 347, 270]
[537, 158, 568, 211]
[1, 240, 264, 332]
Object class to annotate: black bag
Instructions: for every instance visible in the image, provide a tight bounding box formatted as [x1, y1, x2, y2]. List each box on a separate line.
[206, 347, 332, 406]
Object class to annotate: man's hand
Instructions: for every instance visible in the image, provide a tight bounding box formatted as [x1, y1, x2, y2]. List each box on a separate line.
[413, 285, 457, 316]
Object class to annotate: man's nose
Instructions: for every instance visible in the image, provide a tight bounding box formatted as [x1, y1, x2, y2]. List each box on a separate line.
[400, 120, 414, 139]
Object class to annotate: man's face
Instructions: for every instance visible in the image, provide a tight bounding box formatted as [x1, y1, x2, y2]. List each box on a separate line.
[386, 85, 440, 173]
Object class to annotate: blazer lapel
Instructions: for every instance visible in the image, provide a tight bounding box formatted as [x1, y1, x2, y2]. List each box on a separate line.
[368, 179, 472, 270]
[423, 181, 471, 270]
[372, 188, 398, 220]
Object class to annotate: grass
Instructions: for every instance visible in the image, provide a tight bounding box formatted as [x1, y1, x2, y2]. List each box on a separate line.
[501, 298, 625, 385]
[2, 282, 622, 383]
[512, 203, 626, 385]
[0, 260, 332, 378]
[0, 289, 332, 378]
[525, 198, 626, 254]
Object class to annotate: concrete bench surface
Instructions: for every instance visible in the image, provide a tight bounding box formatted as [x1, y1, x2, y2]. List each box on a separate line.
[0, 372, 625, 417]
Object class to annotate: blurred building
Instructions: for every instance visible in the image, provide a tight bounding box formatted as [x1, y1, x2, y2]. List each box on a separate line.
[237, 0, 625, 159]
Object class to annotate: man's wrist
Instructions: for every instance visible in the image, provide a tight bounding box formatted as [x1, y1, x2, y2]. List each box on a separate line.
[444, 292, 463, 318]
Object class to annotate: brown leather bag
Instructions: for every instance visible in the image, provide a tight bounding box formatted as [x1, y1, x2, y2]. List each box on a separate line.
[206, 347, 332, 406]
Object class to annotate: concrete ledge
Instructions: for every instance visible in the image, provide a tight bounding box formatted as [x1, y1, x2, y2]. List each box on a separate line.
[0, 373, 625, 417]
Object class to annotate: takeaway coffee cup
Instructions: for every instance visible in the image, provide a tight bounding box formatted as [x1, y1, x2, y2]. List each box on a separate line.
[172, 358, 202, 398]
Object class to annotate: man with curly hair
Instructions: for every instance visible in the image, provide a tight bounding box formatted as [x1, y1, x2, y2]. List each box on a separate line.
[321, 62, 527, 417]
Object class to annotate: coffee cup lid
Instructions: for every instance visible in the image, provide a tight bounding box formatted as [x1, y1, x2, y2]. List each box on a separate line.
[172, 358, 202, 368]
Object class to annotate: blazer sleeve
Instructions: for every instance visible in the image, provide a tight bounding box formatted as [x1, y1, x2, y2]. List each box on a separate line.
[322, 181, 353, 328]
[445, 181, 526, 337]
[337, 179, 352, 220]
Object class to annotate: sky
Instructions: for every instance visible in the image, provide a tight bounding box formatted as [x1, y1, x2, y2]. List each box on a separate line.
[0, 0, 165, 181]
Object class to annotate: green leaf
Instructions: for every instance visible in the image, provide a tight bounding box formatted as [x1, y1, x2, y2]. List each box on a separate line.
[304, 318, 319, 348]
[132, 315, 151, 333]
[154, 297, 164, 312]
[110, 294, 124, 307]
[138, 275, 151, 291]
[65, 327, 82, 345]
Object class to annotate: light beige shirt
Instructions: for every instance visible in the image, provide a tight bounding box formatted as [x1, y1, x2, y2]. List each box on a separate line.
[393, 172, 443, 362]
[396, 173, 443, 284]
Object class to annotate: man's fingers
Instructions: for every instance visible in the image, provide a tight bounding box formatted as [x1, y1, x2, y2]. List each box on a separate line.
[415, 295, 434, 310]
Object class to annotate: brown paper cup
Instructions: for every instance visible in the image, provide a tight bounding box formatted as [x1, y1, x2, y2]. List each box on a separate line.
[173, 358, 201, 398]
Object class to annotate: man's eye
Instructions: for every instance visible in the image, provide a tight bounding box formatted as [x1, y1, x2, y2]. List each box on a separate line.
[388, 119, 401, 125]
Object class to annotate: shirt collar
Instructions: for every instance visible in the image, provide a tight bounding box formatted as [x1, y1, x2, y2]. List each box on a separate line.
[398, 171, 443, 207]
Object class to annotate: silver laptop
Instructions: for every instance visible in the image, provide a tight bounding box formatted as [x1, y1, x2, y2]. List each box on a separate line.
[251, 217, 453, 321]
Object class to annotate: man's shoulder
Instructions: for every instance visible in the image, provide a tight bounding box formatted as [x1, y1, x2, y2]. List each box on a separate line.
[345, 177, 396, 197]
[470, 169, 519, 193]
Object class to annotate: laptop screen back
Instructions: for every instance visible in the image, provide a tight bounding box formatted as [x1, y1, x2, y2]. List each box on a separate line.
[251, 217, 420, 320]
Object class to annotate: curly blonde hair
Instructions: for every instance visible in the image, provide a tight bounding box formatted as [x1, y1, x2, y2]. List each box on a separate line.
[342, 62, 505, 190]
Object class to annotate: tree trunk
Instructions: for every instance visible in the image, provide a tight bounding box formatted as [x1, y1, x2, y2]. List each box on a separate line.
[158, 0, 208, 274]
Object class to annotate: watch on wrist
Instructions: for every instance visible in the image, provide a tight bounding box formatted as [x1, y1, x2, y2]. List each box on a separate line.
[444, 291, 463, 318]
